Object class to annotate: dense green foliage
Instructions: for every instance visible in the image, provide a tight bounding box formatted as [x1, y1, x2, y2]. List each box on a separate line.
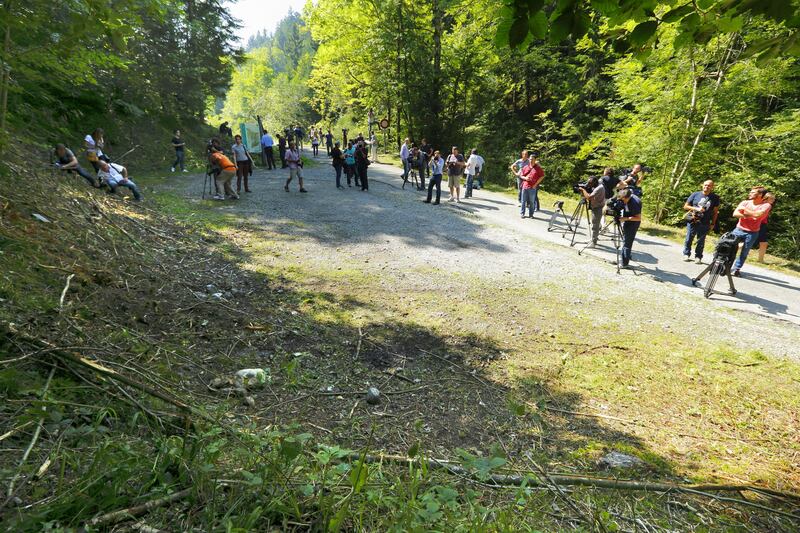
[222, 0, 798, 257]
[0, 0, 240, 167]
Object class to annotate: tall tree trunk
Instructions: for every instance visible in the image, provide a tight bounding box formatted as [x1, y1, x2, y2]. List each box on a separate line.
[670, 35, 740, 192]
[0, 1, 13, 138]
[431, 0, 443, 145]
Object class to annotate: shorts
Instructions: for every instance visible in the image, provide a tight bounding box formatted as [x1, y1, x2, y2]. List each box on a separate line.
[755, 222, 768, 245]
[447, 174, 460, 188]
[289, 167, 303, 180]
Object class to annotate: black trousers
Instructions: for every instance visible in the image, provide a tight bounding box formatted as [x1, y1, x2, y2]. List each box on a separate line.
[279, 147, 287, 168]
[426, 174, 442, 203]
[264, 146, 275, 169]
[357, 165, 368, 190]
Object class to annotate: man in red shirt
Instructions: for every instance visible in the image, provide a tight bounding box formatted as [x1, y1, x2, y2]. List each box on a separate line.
[730, 186, 771, 276]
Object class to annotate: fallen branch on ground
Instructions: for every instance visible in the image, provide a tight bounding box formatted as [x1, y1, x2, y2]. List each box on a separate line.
[86, 488, 192, 528]
[350, 452, 800, 521]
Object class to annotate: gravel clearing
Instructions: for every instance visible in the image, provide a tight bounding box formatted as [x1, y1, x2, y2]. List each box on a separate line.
[164, 155, 800, 361]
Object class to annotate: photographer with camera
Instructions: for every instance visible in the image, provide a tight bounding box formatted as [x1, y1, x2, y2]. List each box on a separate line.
[614, 188, 642, 269]
[578, 176, 606, 245]
[682, 180, 720, 264]
[600, 167, 617, 199]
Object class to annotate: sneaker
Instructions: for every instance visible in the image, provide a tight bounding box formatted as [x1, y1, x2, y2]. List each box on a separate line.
[299, 188, 308, 193]
[455, 199, 460, 203]
[695, 257, 703, 264]
[183, 169, 189, 173]
[683, 256, 692, 262]
[448, 197, 455, 202]
[732, 269, 741, 277]
[620, 264, 633, 270]
[284, 185, 290, 192]
[229, 194, 240, 200]
[171, 167, 175, 172]
[432, 201, 440, 205]
[212, 194, 224, 200]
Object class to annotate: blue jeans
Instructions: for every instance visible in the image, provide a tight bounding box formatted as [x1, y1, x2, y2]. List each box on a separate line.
[520, 188, 537, 216]
[732, 227, 759, 270]
[172, 150, 185, 171]
[683, 223, 710, 259]
[465, 174, 474, 196]
[426, 174, 442, 204]
[622, 221, 640, 266]
[107, 178, 142, 201]
[334, 164, 342, 187]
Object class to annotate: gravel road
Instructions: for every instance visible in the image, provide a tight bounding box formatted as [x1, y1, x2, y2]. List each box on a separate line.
[165, 154, 800, 360]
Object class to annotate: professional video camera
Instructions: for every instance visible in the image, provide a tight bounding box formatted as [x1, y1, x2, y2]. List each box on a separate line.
[572, 176, 599, 194]
[604, 197, 625, 218]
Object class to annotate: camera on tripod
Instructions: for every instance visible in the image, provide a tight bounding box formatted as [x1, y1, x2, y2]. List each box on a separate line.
[572, 180, 594, 194]
[604, 198, 625, 218]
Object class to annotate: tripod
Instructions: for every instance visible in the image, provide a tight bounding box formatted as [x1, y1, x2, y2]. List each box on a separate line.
[580, 215, 623, 274]
[547, 201, 575, 233]
[691, 256, 737, 299]
[202, 163, 216, 199]
[565, 197, 591, 247]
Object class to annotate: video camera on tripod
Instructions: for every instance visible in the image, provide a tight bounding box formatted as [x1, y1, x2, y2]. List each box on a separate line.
[691, 232, 745, 298]
[604, 197, 625, 219]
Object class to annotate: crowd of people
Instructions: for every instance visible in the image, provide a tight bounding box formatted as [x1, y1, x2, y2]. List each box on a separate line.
[53, 128, 143, 201]
[54, 122, 775, 279]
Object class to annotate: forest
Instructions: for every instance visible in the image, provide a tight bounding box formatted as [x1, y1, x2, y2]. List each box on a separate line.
[2, 1, 800, 531]
[217, 0, 800, 258]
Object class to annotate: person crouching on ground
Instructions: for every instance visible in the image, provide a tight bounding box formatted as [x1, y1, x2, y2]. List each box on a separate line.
[54, 143, 99, 187]
[97, 160, 142, 201]
[284, 142, 308, 193]
[232, 134, 254, 194]
[208, 146, 238, 200]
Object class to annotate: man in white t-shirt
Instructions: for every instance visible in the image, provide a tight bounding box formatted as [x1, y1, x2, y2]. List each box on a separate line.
[399, 138, 411, 182]
[464, 149, 485, 198]
[97, 161, 142, 201]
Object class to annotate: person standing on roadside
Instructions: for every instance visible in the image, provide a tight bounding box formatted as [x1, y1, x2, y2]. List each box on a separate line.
[527, 154, 544, 212]
[424, 150, 444, 205]
[731, 186, 772, 276]
[283, 141, 308, 193]
[446, 146, 465, 203]
[171, 129, 187, 173]
[682, 180, 720, 264]
[277, 134, 287, 168]
[579, 176, 606, 245]
[344, 141, 357, 187]
[261, 130, 275, 170]
[464, 149, 484, 198]
[294, 125, 304, 151]
[756, 193, 776, 263]
[331, 141, 345, 189]
[419, 138, 432, 184]
[355, 141, 370, 191]
[311, 130, 320, 157]
[232, 134, 254, 194]
[325, 130, 334, 157]
[400, 138, 411, 183]
[510, 150, 530, 206]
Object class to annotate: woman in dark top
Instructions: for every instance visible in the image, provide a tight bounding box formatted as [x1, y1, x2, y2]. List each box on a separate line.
[331, 141, 345, 189]
[355, 142, 369, 191]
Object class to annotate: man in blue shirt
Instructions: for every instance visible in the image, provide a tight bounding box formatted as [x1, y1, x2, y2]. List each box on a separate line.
[261, 131, 275, 170]
[682, 180, 720, 263]
[618, 188, 642, 269]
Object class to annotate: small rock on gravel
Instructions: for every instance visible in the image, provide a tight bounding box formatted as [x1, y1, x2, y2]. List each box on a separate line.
[365, 387, 381, 405]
